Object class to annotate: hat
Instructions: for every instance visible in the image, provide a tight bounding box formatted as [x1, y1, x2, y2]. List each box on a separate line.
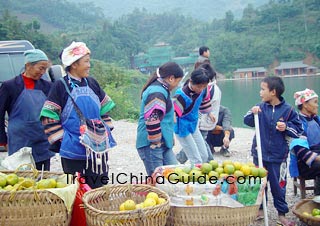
[24, 49, 48, 64]
[294, 88, 318, 106]
[61, 41, 91, 66]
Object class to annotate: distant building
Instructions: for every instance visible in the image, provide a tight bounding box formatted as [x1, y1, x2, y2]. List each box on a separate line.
[132, 43, 197, 74]
[233, 67, 267, 79]
[274, 61, 317, 76]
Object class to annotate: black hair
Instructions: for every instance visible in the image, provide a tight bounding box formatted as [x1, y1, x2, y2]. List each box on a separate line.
[141, 62, 184, 97]
[190, 67, 210, 85]
[261, 76, 285, 98]
[199, 46, 209, 56]
[197, 63, 216, 81]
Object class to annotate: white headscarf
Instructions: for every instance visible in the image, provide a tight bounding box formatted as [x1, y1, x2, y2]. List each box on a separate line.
[294, 88, 318, 106]
[61, 41, 90, 67]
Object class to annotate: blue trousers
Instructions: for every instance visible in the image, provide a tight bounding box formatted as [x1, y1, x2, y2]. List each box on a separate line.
[137, 145, 177, 176]
[176, 127, 208, 165]
[254, 158, 289, 215]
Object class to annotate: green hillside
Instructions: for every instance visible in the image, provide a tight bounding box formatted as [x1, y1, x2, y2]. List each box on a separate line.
[1, 0, 319, 120]
[69, 0, 269, 21]
[1, 0, 319, 75]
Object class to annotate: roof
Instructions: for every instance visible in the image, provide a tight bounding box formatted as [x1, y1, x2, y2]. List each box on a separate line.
[0, 40, 34, 53]
[234, 67, 266, 73]
[274, 61, 309, 69]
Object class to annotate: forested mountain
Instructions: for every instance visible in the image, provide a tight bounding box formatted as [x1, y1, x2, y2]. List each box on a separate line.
[1, 0, 319, 120]
[69, 0, 268, 21]
[1, 0, 320, 75]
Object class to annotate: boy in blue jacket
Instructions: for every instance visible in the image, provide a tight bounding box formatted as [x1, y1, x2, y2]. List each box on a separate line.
[244, 76, 303, 226]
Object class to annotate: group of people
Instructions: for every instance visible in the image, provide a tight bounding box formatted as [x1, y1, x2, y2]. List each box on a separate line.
[0, 43, 232, 189]
[0, 41, 115, 188]
[136, 46, 235, 176]
[1, 42, 318, 226]
[136, 47, 319, 226]
[244, 76, 319, 226]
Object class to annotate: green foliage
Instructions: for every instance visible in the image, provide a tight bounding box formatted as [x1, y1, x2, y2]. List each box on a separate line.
[1, 0, 320, 120]
[2, 0, 320, 75]
[90, 60, 147, 120]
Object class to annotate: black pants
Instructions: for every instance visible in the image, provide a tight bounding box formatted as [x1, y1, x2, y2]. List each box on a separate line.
[35, 159, 51, 171]
[206, 128, 235, 147]
[61, 157, 109, 189]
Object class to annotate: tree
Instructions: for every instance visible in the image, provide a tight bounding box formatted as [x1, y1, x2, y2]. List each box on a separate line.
[224, 10, 234, 32]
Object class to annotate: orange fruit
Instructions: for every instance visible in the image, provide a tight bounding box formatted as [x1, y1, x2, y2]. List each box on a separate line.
[124, 200, 136, 210]
[258, 168, 268, 178]
[250, 167, 259, 177]
[224, 164, 235, 175]
[233, 161, 242, 170]
[146, 192, 159, 204]
[209, 160, 219, 170]
[215, 167, 224, 175]
[222, 160, 233, 167]
[201, 163, 213, 174]
[240, 165, 251, 176]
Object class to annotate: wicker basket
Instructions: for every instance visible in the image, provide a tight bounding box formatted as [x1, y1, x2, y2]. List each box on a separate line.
[166, 204, 259, 226]
[293, 199, 320, 226]
[0, 170, 71, 226]
[82, 184, 171, 226]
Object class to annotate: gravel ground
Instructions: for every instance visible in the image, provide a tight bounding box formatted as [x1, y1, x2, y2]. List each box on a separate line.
[0, 119, 313, 225]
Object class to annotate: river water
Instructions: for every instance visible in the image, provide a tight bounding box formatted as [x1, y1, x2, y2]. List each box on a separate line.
[218, 75, 320, 127]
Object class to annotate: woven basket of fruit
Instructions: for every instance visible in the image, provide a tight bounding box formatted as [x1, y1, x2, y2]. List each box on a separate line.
[0, 167, 73, 226]
[153, 161, 267, 226]
[82, 184, 170, 226]
[293, 198, 320, 226]
[166, 204, 259, 226]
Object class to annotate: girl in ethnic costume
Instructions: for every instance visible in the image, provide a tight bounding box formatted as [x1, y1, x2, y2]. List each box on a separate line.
[173, 67, 214, 165]
[40, 42, 115, 188]
[136, 62, 184, 176]
[0, 49, 54, 170]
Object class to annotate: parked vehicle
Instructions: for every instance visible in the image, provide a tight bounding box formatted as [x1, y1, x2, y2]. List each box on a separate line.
[0, 40, 63, 84]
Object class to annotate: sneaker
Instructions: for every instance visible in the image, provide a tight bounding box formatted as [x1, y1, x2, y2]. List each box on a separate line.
[176, 150, 188, 164]
[220, 147, 231, 157]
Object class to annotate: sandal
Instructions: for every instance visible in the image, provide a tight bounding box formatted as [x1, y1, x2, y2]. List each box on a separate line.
[255, 215, 264, 221]
[255, 209, 264, 221]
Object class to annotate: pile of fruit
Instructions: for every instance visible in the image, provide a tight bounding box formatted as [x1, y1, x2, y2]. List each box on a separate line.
[302, 208, 320, 218]
[162, 160, 267, 183]
[157, 160, 267, 206]
[119, 192, 166, 211]
[0, 172, 67, 191]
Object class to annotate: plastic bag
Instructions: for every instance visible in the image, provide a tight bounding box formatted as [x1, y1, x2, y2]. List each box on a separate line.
[69, 173, 91, 226]
[1, 147, 35, 170]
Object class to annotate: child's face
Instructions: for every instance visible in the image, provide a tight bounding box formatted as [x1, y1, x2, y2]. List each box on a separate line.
[168, 76, 182, 91]
[260, 82, 276, 103]
[190, 82, 208, 94]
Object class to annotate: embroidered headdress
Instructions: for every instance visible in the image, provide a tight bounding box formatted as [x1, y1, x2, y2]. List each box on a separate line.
[294, 88, 318, 106]
[61, 41, 91, 67]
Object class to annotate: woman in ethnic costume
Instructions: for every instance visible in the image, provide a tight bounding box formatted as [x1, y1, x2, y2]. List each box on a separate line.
[40, 42, 115, 188]
[136, 62, 184, 176]
[0, 49, 54, 170]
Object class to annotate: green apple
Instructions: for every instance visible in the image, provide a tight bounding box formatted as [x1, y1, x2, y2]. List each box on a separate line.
[6, 173, 19, 186]
[0, 175, 7, 188]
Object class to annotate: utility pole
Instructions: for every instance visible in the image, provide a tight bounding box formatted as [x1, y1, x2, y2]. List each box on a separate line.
[277, 17, 281, 34]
